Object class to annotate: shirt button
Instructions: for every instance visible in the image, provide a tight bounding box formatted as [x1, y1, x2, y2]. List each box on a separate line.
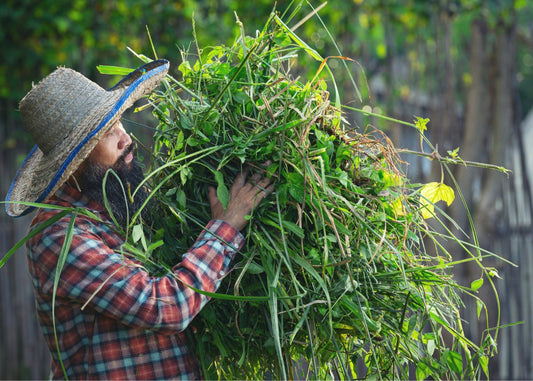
[219, 270, 225, 276]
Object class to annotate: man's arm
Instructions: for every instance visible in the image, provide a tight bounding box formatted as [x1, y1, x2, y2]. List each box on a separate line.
[28, 169, 272, 333]
[29, 216, 243, 334]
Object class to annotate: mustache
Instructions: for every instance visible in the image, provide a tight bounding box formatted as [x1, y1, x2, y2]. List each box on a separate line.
[119, 142, 137, 162]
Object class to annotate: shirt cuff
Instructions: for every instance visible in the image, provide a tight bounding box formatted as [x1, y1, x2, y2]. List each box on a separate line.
[201, 219, 245, 256]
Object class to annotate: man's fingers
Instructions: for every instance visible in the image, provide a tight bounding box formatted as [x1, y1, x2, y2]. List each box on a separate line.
[208, 185, 216, 200]
[257, 174, 272, 187]
[256, 183, 274, 200]
[263, 183, 275, 196]
[229, 164, 275, 205]
[234, 171, 247, 186]
[208, 186, 219, 208]
[248, 177, 274, 206]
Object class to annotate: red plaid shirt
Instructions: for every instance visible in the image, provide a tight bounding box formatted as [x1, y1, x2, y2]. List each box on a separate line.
[27, 183, 244, 379]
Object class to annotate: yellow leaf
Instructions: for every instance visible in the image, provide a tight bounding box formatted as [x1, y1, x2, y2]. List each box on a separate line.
[421, 182, 455, 205]
[419, 182, 455, 219]
[391, 198, 405, 217]
[382, 171, 403, 188]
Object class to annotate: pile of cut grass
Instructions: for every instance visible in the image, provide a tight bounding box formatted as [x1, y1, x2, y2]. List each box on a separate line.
[116, 12, 499, 380]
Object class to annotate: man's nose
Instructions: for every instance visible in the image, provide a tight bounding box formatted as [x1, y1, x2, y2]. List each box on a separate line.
[117, 125, 132, 150]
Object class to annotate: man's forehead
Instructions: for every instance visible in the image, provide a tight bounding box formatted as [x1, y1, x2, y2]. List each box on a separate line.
[104, 119, 122, 134]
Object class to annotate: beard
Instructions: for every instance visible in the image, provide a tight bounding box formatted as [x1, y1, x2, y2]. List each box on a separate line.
[79, 144, 150, 230]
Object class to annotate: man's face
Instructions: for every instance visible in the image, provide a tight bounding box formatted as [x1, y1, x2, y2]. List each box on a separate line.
[89, 120, 133, 168]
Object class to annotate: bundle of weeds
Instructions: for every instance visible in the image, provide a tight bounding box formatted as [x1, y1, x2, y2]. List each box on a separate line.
[122, 13, 496, 380]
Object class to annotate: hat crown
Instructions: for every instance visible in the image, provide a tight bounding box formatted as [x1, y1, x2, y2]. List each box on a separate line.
[20, 68, 107, 154]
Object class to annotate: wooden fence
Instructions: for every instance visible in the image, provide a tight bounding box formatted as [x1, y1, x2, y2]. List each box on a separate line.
[494, 118, 533, 379]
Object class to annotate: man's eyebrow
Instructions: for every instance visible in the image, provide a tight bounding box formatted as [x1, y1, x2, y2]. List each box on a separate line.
[104, 121, 120, 135]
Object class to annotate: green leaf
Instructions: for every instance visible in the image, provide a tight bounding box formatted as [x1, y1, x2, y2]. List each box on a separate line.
[147, 240, 164, 253]
[132, 223, 147, 251]
[186, 136, 199, 146]
[407, 314, 417, 336]
[246, 261, 265, 274]
[333, 218, 352, 236]
[132, 224, 143, 243]
[479, 355, 489, 378]
[515, 0, 527, 10]
[291, 255, 333, 329]
[0, 209, 70, 269]
[96, 65, 133, 75]
[470, 277, 483, 291]
[274, 15, 323, 62]
[282, 220, 305, 238]
[476, 299, 484, 319]
[416, 362, 431, 381]
[180, 167, 190, 185]
[232, 90, 250, 104]
[176, 130, 184, 150]
[52, 212, 78, 379]
[215, 171, 229, 209]
[443, 350, 463, 374]
[165, 187, 177, 197]
[178, 60, 192, 77]
[176, 189, 187, 209]
[420, 182, 455, 205]
[414, 116, 429, 134]
[286, 172, 305, 203]
[447, 147, 460, 159]
[427, 339, 436, 356]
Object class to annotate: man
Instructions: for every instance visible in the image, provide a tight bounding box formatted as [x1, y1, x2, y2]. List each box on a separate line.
[5, 59, 272, 379]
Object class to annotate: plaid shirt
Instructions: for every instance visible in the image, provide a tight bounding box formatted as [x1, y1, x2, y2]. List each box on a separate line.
[27, 183, 244, 380]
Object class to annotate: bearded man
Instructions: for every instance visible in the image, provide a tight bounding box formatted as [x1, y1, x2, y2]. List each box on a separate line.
[5, 59, 272, 379]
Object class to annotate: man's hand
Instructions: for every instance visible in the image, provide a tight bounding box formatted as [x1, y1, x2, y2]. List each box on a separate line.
[208, 166, 274, 231]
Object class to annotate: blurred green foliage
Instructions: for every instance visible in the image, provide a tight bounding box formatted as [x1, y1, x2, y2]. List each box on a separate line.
[2, 0, 531, 103]
[1, 0, 532, 150]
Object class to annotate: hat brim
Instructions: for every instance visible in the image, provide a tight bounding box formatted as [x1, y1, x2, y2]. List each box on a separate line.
[5, 59, 169, 217]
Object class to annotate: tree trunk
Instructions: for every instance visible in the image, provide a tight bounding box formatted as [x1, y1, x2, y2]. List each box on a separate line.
[472, 27, 515, 249]
[450, 19, 489, 232]
[432, 6, 459, 155]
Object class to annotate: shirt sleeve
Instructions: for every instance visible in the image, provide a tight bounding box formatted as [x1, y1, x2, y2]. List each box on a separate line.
[28, 216, 244, 334]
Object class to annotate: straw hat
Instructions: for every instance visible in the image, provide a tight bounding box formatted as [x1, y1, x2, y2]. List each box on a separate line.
[5, 59, 170, 217]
